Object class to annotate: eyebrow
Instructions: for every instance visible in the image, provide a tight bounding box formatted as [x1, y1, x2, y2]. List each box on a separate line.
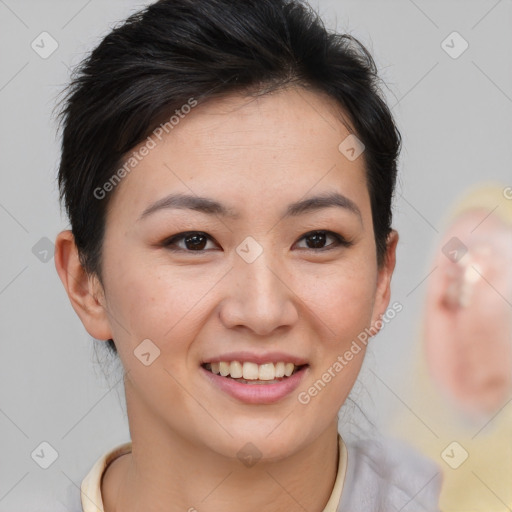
[138, 191, 362, 222]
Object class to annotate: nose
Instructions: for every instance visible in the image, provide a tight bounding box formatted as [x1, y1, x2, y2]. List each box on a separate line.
[219, 249, 299, 336]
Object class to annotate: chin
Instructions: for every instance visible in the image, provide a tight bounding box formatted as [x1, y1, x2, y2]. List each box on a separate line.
[202, 421, 314, 463]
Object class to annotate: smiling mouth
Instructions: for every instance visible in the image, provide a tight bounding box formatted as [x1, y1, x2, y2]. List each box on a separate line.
[202, 361, 308, 384]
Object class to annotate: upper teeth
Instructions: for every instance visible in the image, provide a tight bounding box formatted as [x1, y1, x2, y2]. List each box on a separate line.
[206, 361, 297, 380]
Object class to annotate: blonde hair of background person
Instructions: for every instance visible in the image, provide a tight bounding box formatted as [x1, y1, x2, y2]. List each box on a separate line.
[390, 183, 512, 511]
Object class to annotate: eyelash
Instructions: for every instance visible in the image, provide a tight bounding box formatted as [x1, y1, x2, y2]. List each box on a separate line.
[161, 230, 353, 253]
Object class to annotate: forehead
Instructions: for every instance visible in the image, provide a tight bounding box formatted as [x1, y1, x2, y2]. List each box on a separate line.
[106, 87, 369, 221]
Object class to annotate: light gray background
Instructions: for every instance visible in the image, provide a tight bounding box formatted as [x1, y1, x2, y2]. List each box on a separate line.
[1, 0, 511, 509]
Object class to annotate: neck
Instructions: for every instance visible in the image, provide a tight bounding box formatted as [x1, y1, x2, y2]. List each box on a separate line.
[103, 383, 340, 512]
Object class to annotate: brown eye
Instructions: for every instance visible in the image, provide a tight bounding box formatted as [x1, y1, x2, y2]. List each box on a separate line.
[305, 232, 328, 249]
[296, 231, 353, 251]
[163, 232, 218, 252]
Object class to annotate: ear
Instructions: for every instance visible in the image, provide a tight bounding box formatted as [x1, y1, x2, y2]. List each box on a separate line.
[371, 229, 399, 328]
[54, 230, 113, 341]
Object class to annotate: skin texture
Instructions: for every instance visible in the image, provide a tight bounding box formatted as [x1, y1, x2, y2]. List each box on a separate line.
[55, 86, 398, 512]
[424, 209, 512, 418]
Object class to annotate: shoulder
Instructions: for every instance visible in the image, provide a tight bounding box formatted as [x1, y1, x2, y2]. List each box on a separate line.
[62, 441, 133, 512]
[337, 436, 443, 512]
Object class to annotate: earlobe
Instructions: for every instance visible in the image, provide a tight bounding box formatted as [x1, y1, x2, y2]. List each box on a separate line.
[54, 230, 113, 341]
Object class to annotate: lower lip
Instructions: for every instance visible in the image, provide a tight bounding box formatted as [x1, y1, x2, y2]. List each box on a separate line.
[200, 365, 309, 404]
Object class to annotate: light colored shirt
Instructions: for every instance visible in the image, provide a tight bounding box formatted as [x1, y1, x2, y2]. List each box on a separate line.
[77, 434, 441, 511]
[339, 437, 442, 511]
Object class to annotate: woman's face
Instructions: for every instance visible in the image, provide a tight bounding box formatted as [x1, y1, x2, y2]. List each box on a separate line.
[91, 87, 396, 460]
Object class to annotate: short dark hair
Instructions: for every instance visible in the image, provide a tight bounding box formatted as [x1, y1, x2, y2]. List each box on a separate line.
[56, 0, 401, 354]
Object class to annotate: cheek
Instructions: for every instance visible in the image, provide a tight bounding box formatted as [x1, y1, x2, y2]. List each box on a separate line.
[307, 263, 377, 395]
[103, 258, 217, 353]
[296, 261, 377, 340]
